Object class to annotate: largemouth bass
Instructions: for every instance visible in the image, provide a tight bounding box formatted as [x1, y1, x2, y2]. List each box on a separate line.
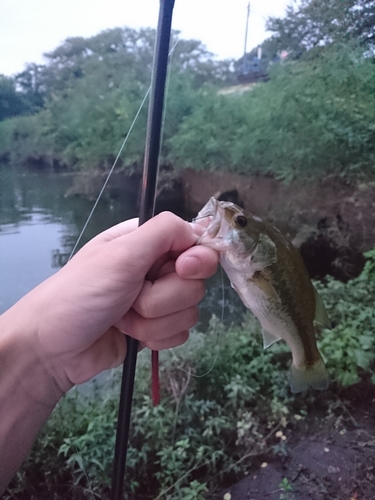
[195, 197, 330, 393]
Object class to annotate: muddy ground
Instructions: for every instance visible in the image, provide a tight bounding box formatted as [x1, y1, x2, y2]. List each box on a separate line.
[213, 381, 375, 500]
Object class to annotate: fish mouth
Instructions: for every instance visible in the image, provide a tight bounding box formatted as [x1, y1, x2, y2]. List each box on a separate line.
[194, 197, 235, 247]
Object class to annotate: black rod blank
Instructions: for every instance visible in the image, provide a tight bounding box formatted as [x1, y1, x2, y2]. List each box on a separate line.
[111, 1, 175, 498]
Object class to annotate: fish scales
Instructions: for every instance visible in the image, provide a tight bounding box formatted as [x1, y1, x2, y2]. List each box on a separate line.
[195, 197, 330, 393]
[259, 225, 318, 365]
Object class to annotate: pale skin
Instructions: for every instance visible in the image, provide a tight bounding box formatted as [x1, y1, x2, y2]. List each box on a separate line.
[0, 212, 219, 492]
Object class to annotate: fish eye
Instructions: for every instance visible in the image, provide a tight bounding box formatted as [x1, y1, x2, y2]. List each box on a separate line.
[235, 215, 248, 228]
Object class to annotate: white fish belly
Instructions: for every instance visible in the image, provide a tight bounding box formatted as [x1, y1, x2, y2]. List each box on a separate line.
[222, 262, 305, 366]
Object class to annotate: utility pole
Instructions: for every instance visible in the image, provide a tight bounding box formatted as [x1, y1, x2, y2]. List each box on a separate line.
[242, 2, 250, 73]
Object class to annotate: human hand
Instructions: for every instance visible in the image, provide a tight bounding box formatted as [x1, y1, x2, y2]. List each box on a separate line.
[8, 212, 218, 401]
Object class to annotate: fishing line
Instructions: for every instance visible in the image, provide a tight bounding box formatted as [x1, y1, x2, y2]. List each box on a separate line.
[178, 214, 225, 378]
[172, 265, 225, 379]
[73, 442, 97, 500]
[68, 39, 180, 261]
[63, 39, 184, 499]
[64, 38, 180, 496]
[159, 39, 179, 155]
[67, 88, 150, 260]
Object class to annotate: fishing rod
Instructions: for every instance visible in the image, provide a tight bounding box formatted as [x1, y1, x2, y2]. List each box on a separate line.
[111, 1, 175, 498]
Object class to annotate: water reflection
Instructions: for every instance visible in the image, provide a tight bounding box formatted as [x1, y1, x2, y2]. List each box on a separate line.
[0, 167, 138, 313]
[0, 211, 67, 312]
[0, 166, 246, 326]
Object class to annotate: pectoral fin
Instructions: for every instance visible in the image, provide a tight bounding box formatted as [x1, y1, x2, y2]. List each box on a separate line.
[313, 287, 331, 329]
[262, 327, 281, 349]
[251, 273, 281, 303]
[251, 233, 278, 270]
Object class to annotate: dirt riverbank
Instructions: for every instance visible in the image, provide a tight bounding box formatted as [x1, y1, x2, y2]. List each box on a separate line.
[180, 169, 375, 281]
[213, 381, 375, 500]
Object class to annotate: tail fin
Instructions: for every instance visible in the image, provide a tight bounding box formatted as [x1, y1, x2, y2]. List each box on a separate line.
[290, 358, 329, 393]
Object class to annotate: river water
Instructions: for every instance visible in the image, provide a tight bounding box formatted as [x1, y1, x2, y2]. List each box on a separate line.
[0, 166, 245, 325]
[0, 167, 139, 314]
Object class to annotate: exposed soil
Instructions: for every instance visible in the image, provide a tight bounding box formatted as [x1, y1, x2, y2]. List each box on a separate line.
[176, 170, 375, 499]
[180, 169, 375, 281]
[68, 168, 375, 282]
[213, 381, 375, 500]
[31, 168, 375, 499]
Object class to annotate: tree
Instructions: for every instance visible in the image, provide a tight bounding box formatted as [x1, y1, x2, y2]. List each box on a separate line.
[0, 75, 30, 120]
[266, 0, 375, 59]
[20, 27, 234, 102]
[168, 35, 236, 87]
[0, 27, 234, 170]
[15, 63, 46, 111]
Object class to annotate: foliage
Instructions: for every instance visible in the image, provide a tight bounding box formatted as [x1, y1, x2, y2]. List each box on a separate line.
[169, 44, 375, 181]
[0, 27, 234, 171]
[278, 477, 294, 500]
[316, 248, 375, 386]
[16, 28, 233, 103]
[0, 114, 55, 166]
[4, 249, 375, 498]
[168, 88, 248, 172]
[4, 317, 291, 500]
[266, 0, 375, 59]
[0, 75, 33, 121]
[1, 20, 375, 183]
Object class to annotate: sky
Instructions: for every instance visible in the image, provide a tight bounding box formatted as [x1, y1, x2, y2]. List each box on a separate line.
[0, 0, 290, 77]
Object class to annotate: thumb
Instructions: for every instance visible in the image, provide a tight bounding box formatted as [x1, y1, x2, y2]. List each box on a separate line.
[113, 212, 198, 276]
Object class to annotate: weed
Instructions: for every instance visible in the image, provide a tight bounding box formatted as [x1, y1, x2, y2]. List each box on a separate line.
[279, 477, 294, 500]
[4, 250, 375, 499]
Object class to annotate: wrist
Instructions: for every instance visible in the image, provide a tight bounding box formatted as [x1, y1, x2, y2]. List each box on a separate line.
[0, 293, 64, 409]
[0, 299, 63, 490]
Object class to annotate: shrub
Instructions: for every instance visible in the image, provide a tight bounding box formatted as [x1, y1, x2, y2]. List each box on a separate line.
[316, 248, 375, 386]
[5, 250, 375, 498]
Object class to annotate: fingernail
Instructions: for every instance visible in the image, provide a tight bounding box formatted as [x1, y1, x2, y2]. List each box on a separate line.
[181, 255, 201, 276]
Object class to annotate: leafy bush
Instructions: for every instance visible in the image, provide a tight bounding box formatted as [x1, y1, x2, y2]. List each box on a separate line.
[4, 317, 291, 499]
[0, 28, 234, 173]
[316, 248, 375, 386]
[5, 250, 375, 499]
[169, 44, 375, 181]
[2, 32, 375, 185]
